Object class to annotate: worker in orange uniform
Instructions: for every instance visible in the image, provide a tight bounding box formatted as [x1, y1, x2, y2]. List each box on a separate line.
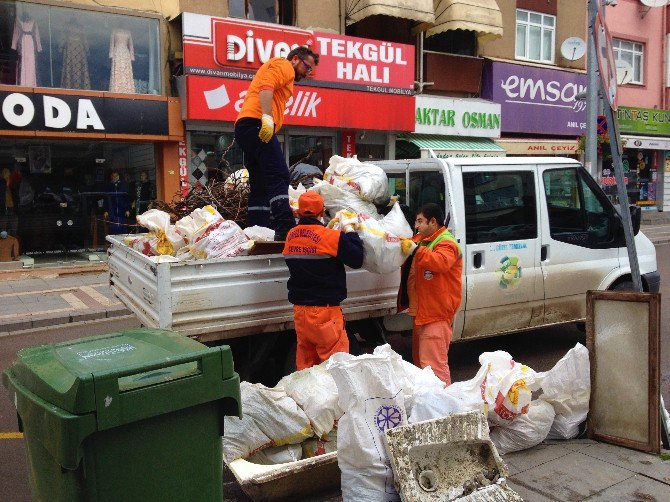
[235, 46, 319, 241]
[283, 191, 364, 370]
[397, 203, 462, 385]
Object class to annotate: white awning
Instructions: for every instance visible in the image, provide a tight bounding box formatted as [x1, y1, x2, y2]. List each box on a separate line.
[346, 0, 435, 25]
[427, 0, 503, 42]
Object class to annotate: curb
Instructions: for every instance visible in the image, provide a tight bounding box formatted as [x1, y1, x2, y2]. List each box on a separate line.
[0, 306, 131, 334]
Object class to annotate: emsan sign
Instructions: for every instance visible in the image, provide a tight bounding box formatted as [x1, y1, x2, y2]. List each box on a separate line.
[414, 96, 501, 138]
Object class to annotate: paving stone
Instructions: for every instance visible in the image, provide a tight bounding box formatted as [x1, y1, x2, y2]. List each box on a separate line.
[8, 278, 49, 293]
[505, 480, 555, 502]
[545, 438, 598, 453]
[583, 474, 670, 501]
[0, 320, 32, 332]
[580, 442, 668, 475]
[511, 451, 634, 501]
[502, 443, 573, 474]
[637, 459, 670, 485]
[106, 306, 131, 318]
[30, 313, 71, 329]
[70, 309, 108, 323]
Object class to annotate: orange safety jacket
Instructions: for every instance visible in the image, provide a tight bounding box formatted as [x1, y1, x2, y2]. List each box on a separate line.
[283, 218, 364, 306]
[236, 57, 294, 133]
[397, 226, 463, 326]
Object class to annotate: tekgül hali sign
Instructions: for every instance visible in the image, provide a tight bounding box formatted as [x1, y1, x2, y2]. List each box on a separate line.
[414, 95, 501, 138]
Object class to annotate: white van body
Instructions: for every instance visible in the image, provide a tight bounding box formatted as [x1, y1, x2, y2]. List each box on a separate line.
[377, 156, 659, 341]
[108, 157, 659, 346]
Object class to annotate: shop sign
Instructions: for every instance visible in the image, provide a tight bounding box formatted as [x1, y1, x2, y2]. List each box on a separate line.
[178, 140, 189, 198]
[422, 150, 504, 159]
[622, 135, 670, 150]
[0, 91, 168, 135]
[185, 75, 414, 131]
[342, 130, 356, 157]
[481, 60, 587, 136]
[496, 140, 577, 155]
[414, 96, 501, 138]
[182, 14, 415, 95]
[617, 106, 670, 136]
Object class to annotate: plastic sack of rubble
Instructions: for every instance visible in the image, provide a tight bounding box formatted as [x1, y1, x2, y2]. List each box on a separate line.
[536, 343, 590, 440]
[489, 400, 556, 454]
[329, 208, 415, 274]
[288, 183, 307, 216]
[479, 351, 538, 426]
[132, 209, 186, 256]
[224, 168, 249, 188]
[247, 443, 302, 465]
[243, 225, 275, 242]
[327, 351, 406, 502]
[373, 344, 443, 412]
[222, 414, 273, 463]
[277, 360, 343, 439]
[312, 181, 382, 221]
[180, 206, 253, 259]
[324, 155, 390, 205]
[240, 382, 313, 446]
[302, 428, 339, 459]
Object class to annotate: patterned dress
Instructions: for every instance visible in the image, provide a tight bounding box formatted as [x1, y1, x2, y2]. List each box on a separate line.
[108, 28, 135, 94]
[60, 20, 90, 90]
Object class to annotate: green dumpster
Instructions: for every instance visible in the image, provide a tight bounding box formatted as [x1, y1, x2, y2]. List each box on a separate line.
[2, 328, 240, 502]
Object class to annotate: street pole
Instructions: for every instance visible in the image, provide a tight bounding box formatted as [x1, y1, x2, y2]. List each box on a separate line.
[585, 0, 599, 177]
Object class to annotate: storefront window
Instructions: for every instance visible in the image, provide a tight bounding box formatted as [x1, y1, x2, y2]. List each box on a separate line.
[0, 139, 156, 255]
[288, 135, 333, 172]
[601, 149, 658, 207]
[0, 1, 161, 94]
[188, 132, 244, 187]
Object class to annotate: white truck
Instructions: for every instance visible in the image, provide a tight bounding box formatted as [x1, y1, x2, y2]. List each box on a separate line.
[107, 156, 659, 378]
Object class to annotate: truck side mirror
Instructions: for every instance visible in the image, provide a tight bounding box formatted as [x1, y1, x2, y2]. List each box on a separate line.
[629, 205, 641, 236]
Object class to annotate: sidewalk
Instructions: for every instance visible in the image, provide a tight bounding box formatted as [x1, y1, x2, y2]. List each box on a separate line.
[0, 265, 130, 334]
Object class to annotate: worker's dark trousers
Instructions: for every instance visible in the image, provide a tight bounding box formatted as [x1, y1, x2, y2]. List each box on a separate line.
[234, 118, 295, 239]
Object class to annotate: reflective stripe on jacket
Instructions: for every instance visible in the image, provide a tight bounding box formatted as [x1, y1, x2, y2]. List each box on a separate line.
[283, 218, 364, 306]
[398, 226, 463, 326]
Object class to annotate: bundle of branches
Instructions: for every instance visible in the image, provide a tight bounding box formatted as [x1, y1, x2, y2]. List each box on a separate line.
[151, 176, 250, 226]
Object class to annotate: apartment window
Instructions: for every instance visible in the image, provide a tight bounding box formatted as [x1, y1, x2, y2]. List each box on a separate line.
[228, 0, 294, 25]
[424, 30, 476, 57]
[613, 39, 643, 84]
[515, 9, 555, 63]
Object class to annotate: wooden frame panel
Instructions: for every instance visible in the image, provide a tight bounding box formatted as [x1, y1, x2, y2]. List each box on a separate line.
[586, 290, 661, 453]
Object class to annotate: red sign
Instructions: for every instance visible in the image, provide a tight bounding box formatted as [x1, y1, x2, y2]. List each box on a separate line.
[342, 130, 356, 157]
[185, 75, 414, 130]
[182, 14, 415, 96]
[178, 140, 189, 197]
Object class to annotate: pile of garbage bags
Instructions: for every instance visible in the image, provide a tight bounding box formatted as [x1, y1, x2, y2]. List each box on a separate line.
[223, 342, 590, 500]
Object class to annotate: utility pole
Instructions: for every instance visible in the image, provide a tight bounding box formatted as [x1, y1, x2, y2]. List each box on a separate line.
[585, 0, 600, 178]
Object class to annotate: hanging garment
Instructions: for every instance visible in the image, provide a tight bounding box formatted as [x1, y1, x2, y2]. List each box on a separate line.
[11, 17, 42, 87]
[60, 20, 90, 90]
[108, 28, 135, 93]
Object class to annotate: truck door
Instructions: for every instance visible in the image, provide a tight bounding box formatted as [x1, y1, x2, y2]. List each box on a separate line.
[539, 165, 622, 323]
[458, 166, 544, 338]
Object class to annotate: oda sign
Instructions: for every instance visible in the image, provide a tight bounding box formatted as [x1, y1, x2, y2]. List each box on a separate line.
[0, 91, 169, 135]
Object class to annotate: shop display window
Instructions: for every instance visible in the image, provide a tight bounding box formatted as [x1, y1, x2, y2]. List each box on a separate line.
[0, 139, 156, 255]
[288, 135, 333, 172]
[187, 132, 244, 188]
[601, 149, 658, 207]
[0, 1, 160, 94]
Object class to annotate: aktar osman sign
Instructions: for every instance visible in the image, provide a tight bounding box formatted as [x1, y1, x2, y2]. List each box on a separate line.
[182, 13, 415, 131]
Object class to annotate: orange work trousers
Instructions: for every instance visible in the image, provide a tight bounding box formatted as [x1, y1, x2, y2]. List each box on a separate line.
[293, 305, 349, 370]
[412, 320, 453, 385]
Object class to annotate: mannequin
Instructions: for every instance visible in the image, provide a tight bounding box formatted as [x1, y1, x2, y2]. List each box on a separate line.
[60, 16, 90, 89]
[11, 9, 42, 86]
[108, 25, 135, 93]
[103, 171, 130, 234]
[0, 230, 19, 262]
[131, 171, 154, 216]
[0, 167, 18, 237]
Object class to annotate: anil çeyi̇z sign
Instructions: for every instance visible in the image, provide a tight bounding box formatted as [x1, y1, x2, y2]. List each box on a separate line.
[0, 91, 169, 135]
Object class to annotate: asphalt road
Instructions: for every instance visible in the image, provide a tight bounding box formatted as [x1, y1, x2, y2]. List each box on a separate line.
[0, 244, 668, 501]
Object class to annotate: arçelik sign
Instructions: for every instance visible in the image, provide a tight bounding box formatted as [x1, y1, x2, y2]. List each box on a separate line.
[182, 13, 415, 131]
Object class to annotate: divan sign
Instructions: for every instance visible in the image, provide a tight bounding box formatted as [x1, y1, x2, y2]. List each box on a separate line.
[482, 60, 587, 136]
[414, 95, 501, 138]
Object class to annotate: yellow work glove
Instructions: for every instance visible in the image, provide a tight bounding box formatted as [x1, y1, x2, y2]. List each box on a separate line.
[327, 217, 340, 229]
[343, 223, 358, 233]
[259, 114, 274, 143]
[401, 238, 414, 255]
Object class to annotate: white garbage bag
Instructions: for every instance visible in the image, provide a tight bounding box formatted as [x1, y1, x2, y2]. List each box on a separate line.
[222, 414, 273, 463]
[132, 209, 187, 256]
[312, 180, 382, 220]
[179, 206, 253, 259]
[379, 202, 414, 239]
[537, 343, 590, 440]
[409, 387, 466, 423]
[324, 155, 389, 204]
[246, 444, 302, 465]
[224, 168, 249, 188]
[489, 400, 556, 454]
[327, 351, 406, 502]
[240, 382, 313, 446]
[277, 361, 343, 439]
[243, 225, 275, 242]
[288, 183, 307, 216]
[329, 209, 414, 274]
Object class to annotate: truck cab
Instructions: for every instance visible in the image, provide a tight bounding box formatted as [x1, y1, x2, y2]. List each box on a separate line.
[378, 156, 660, 341]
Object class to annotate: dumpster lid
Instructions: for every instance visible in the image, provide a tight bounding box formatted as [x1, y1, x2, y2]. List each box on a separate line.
[8, 328, 219, 414]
